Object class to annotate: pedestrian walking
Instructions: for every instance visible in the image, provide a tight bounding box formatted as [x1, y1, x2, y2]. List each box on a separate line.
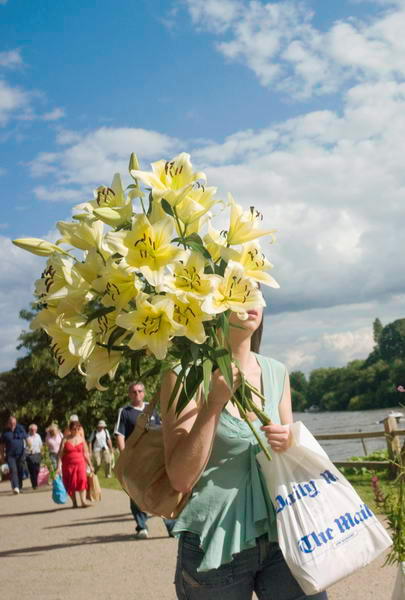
[45, 423, 63, 470]
[56, 419, 93, 508]
[114, 381, 175, 539]
[26, 423, 43, 489]
[89, 420, 113, 478]
[0, 415, 27, 494]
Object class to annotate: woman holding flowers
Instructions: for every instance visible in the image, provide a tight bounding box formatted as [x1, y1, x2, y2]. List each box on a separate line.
[11, 150, 326, 596]
[160, 308, 328, 600]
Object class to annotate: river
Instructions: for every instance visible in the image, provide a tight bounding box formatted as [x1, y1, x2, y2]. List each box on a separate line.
[293, 406, 404, 460]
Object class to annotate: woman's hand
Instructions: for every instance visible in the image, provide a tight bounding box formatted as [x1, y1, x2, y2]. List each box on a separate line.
[261, 423, 292, 452]
[55, 467, 62, 476]
[209, 365, 241, 407]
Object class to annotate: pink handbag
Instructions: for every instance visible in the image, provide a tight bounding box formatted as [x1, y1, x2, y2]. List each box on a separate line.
[37, 465, 50, 486]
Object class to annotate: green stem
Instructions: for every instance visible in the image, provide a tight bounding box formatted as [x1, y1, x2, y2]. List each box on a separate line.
[173, 207, 187, 249]
[139, 196, 147, 216]
[244, 380, 267, 407]
[233, 396, 272, 461]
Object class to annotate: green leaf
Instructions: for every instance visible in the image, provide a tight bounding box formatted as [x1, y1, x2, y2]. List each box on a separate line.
[167, 365, 186, 411]
[140, 361, 162, 380]
[190, 342, 200, 362]
[85, 305, 115, 325]
[107, 326, 127, 353]
[215, 259, 227, 276]
[202, 358, 213, 400]
[161, 198, 174, 217]
[176, 364, 203, 415]
[215, 348, 233, 390]
[171, 234, 212, 260]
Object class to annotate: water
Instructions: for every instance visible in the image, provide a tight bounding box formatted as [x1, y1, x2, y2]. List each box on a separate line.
[293, 406, 404, 460]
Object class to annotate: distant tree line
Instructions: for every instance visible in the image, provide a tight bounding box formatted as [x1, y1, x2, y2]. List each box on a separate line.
[290, 318, 405, 412]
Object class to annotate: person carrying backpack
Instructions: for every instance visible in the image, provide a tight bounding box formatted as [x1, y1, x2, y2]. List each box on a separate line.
[88, 420, 113, 478]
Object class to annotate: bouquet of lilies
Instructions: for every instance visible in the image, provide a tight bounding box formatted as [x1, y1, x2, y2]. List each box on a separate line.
[13, 152, 279, 456]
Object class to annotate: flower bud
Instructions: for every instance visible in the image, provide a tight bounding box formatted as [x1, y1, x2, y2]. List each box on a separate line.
[12, 238, 69, 257]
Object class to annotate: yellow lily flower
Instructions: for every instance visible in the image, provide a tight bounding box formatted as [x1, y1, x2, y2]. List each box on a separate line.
[45, 315, 96, 378]
[229, 241, 279, 288]
[203, 223, 227, 263]
[116, 293, 182, 360]
[104, 214, 183, 286]
[161, 251, 213, 300]
[57, 219, 104, 251]
[226, 194, 276, 246]
[92, 259, 143, 310]
[34, 256, 95, 311]
[74, 173, 133, 227]
[201, 260, 266, 316]
[74, 249, 106, 286]
[12, 238, 71, 257]
[171, 295, 212, 344]
[79, 346, 122, 391]
[130, 152, 206, 207]
[175, 185, 218, 227]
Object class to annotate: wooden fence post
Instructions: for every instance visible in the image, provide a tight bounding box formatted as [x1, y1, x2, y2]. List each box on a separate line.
[384, 416, 401, 478]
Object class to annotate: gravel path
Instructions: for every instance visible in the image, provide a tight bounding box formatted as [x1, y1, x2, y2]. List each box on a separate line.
[0, 481, 397, 600]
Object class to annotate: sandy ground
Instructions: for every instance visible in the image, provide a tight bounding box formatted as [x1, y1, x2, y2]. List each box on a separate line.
[0, 480, 397, 600]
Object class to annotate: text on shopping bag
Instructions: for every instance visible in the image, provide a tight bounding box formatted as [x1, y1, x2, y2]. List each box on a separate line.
[275, 469, 338, 513]
[298, 503, 375, 554]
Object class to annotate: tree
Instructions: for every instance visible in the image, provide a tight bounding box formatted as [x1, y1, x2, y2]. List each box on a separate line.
[373, 318, 383, 345]
[289, 371, 308, 411]
[379, 319, 405, 363]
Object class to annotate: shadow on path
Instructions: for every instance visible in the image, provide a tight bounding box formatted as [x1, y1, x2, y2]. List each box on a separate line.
[0, 508, 71, 518]
[0, 534, 171, 557]
[44, 517, 134, 529]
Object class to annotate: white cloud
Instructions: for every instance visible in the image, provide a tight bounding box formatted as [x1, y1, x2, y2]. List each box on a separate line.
[0, 236, 43, 372]
[0, 49, 22, 69]
[0, 79, 30, 126]
[30, 127, 182, 201]
[261, 296, 403, 373]
[182, 0, 405, 98]
[42, 107, 65, 121]
[34, 185, 85, 203]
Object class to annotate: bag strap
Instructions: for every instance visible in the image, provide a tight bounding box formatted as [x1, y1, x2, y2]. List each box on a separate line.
[126, 391, 160, 448]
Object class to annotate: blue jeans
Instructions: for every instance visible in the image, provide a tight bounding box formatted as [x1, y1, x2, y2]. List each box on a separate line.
[7, 454, 25, 490]
[130, 499, 175, 535]
[175, 532, 328, 600]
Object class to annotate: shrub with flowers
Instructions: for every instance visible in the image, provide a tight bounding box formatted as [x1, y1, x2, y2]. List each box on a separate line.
[13, 152, 279, 456]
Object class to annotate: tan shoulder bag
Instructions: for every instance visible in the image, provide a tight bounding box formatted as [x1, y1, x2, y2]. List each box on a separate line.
[114, 395, 191, 519]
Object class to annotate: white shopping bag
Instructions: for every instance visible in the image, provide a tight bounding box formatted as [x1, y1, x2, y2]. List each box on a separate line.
[257, 421, 393, 595]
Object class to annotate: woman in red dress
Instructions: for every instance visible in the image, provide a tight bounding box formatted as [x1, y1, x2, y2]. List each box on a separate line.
[56, 420, 93, 508]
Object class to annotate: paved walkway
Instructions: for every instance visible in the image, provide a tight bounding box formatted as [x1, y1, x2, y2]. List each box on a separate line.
[0, 481, 397, 600]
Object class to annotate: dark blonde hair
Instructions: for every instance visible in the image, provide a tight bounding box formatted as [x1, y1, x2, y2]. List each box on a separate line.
[250, 314, 263, 353]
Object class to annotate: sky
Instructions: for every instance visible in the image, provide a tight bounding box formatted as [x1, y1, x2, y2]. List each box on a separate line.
[1, 0, 404, 375]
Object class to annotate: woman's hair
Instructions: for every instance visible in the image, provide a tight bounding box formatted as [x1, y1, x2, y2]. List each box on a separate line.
[69, 420, 82, 432]
[250, 314, 263, 353]
[47, 423, 59, 435]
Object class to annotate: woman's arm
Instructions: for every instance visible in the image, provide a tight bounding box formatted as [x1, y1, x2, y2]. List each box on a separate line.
[161, 366, 239, 493]
[83, 441, 93, 470]
[56, 438, 66, 474]
[261, 369, 293, 452]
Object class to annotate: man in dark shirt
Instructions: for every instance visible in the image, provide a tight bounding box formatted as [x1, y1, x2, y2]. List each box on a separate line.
[0, 415, 27, 494]
[114, 381, 174, 539]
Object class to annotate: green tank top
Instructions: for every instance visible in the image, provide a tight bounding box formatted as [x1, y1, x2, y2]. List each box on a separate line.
[172, 354, 287, 572]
